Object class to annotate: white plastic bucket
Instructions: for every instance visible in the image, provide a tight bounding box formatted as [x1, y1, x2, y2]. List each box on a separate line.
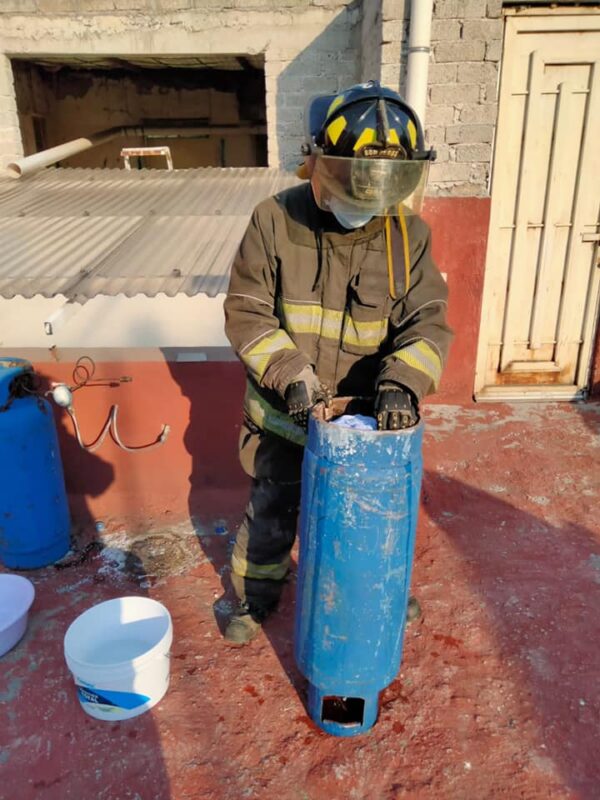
[0, 574, 35, 657]
[64, 596, 172, 721]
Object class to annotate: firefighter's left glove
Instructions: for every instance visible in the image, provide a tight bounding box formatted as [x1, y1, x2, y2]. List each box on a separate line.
[375, 384, 419, 431]
[285, 366, 331, 430]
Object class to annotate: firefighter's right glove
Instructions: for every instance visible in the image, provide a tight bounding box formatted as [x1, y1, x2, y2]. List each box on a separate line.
[375, 384, 419, 431]
[285, 366, 331, 430]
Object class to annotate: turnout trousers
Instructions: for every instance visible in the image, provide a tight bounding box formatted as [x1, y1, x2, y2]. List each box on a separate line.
[230, 420, 304, 614]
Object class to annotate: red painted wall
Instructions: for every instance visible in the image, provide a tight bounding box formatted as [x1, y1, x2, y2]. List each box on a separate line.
[33, 197, 492, 524]
[422, 197, 490, 403]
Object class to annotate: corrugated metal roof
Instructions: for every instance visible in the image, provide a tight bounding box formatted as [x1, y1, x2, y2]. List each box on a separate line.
[0, 167, 300, 301]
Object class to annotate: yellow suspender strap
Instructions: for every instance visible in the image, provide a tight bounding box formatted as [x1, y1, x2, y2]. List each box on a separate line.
[384, 216, 396, 300]
[385, 207, 411, 300]
[397, 203, 411, 294]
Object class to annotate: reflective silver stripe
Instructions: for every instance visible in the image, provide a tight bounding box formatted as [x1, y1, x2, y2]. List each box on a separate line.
[392, 339, 442, 387]
[342, 316, 389, 349]
[231, 551, 291, 580]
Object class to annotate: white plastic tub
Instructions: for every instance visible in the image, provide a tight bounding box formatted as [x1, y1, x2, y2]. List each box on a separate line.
[0, 574, 35, 657]
[64, 596, 173, 721]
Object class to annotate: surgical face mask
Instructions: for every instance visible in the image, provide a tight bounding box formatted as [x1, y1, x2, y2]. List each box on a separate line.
[330, 200, 373, 229]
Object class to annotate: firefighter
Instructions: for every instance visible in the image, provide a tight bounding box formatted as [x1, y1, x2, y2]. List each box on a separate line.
[223, 81, 453, 645]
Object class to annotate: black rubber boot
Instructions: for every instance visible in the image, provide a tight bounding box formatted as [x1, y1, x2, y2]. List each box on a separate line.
[224, 602, 268, 646]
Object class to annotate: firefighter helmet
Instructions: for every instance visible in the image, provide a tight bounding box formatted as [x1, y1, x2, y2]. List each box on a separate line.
[300, 81, 434, 216]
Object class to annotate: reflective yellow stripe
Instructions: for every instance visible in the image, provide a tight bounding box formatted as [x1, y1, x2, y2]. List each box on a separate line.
[388, 128, 400, 146]
[407, 119, 417, 148]
[327, 94, 345, 117]
[241, 330, 296, 382]
[353, 127, 377, 152]
[393, 340, 442, 388]
[281, 302, 343, 341]
[327, 115, 346, 145]
[342, 317, 389, 349]
[231, 551, 290, 581]
[245, 381, 306, 446]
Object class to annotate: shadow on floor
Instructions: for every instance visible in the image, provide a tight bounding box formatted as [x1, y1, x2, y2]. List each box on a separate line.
[423, 469, 600, 798]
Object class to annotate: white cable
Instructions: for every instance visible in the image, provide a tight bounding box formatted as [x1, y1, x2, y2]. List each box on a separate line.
[66, 404, 170, 453]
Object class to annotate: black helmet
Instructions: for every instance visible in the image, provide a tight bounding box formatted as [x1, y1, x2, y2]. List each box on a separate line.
[304, 80, 431, 160]
[300, 81, 434, 217]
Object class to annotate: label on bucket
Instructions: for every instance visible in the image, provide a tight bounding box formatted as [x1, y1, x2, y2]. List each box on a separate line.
[76, 685, 150, 712]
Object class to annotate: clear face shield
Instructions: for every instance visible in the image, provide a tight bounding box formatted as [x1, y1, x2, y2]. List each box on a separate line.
[309, 154, 429, 217]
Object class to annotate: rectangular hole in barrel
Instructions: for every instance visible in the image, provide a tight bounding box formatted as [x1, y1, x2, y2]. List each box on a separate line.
[321, 696, 365, 726]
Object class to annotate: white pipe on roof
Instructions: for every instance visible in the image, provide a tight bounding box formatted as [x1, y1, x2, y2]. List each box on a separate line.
[6, 127, 143, 179]
[405, 0, 434, 127]
[6, 123, 268, 179]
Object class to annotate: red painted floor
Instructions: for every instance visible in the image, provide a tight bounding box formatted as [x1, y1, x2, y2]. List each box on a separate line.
[1, 402, 599, 800]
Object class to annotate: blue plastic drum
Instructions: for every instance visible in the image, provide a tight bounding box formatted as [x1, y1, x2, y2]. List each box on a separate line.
[294, 399, 424, 736]
[0, 358, 70, 569]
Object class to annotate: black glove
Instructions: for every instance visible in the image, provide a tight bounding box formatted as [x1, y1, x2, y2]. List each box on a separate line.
[285, 367, 330, 429]
[375, 384, 419, 431]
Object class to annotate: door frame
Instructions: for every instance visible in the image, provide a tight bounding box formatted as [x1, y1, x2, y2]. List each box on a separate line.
[474, 7, 600, 402]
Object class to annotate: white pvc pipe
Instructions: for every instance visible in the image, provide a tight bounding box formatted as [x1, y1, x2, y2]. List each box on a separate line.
[5, 127, 140, 179]
[405, 0, 434, 127]
[5, 124, 268, 179]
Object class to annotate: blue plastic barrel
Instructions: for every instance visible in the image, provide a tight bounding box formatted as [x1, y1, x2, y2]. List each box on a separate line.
[294, 402, 424, 737]
[0, 358, 70, 569]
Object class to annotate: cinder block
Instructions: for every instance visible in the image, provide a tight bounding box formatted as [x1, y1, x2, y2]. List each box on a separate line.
[459, 103, 498, 124]
[381, 40, 403, 64]
[485, 38, 502, 61]
[382, 0, 408, 21]
[457, 61, 498, 85]
[455, 143, 492, 162]
[382, 19, 405, 42]
[433, 0, 461, 19]
[431, 19, 462, 41]
[428, 161, 472, 182]
[438, 180, 487, 197]
[38, 0, 93, 9]
[424, 125, 446, 144]
[111, 0, 147, 8]
[427, 62, 458, 84]
[482, 82, 498, 102]
[0, 0, 36, 11]
[463, 0, 487, 17]
[434, 41, 486, 63]
[445, 123, 494, 144]
[432, 143, 450, 162]
[486, 0, 502, 17]
[462, 18, 503, 41]
[430, 83, 479, 105]
[425, 104, 456, 125]
[380, 64, 402, 88]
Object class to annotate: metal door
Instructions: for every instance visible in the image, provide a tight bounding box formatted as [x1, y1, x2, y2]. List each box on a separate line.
[475, 10, 600, 400]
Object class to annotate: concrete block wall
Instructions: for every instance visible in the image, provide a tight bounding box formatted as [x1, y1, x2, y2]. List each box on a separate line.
[0, 53, 23, 168]
[0, 0, 360, 172]
[373, 0, 504, 196]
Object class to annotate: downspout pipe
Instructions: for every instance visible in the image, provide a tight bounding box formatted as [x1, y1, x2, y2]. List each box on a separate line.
[405, 0, 434, 128]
